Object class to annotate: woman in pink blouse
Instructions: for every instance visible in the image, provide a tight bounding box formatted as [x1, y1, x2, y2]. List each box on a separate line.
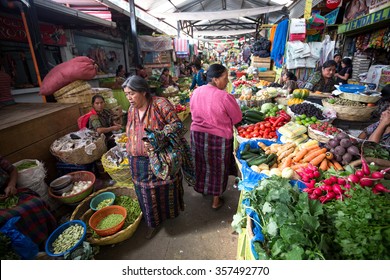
[190, 64, 242, 210]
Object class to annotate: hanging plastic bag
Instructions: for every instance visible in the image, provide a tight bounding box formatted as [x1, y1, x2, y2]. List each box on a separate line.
[0, 217, 38, 260]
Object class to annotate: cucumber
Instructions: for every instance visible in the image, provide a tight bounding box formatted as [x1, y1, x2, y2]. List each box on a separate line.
[244, 110, 264, 122]
[247, 155, 268, 166]
[241, 152, 259, 160]
[265, 154, 277, 165]
[243, 116, 262, 124]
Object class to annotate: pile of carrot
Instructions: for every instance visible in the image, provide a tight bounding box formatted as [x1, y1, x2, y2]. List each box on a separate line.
[259, 142, 344, 171]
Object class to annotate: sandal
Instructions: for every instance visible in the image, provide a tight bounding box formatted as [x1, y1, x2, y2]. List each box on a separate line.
[212, 198, 224, 210]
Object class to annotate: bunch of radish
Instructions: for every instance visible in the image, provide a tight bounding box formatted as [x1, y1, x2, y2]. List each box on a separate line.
[296, 164, 321, 188]
[303, 175, 351, 204]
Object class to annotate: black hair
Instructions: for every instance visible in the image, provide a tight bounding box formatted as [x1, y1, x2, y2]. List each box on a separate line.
[162, 68, 169, 73]
[341, 58, 352, 68]
[285, 71, 297, 81]
[206, 64, 227, 83]
[121, 75, 151, 100]
[92, 94, 105, 104]
[116, 65, 124, 76]
[322, 60, 337, 69]
[333, 53, 341, 59]
[136, 64, 144, 70]
[191, 63, 202, 70]
[381, 84, 390, 100]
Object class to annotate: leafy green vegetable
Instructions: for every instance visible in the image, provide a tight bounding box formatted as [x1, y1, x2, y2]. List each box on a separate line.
[322, 186, 390, 260]
[244, 176, 326, 260]
[362, 142, 390, 160]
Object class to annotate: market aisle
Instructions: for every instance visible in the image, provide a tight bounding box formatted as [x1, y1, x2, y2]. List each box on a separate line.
[95, 116, 240, 260]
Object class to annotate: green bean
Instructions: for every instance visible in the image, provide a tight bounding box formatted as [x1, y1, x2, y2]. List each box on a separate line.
[52, 224, 84, 254]
[115, 196, 142, 227]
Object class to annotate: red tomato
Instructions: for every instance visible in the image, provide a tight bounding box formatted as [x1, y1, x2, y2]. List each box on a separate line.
[264, 122, 271, 128]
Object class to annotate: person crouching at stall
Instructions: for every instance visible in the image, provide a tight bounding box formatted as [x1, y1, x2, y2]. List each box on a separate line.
[122, 76, 194, 239]
[190, 64, 242, 210]
[304, 60, 337, 93]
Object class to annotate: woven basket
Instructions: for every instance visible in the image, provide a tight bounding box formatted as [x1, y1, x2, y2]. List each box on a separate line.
[70, 186, 142, 245]
[339, 92, 381, 104]
[53, 80, 89, 98]
[55, 89, 95, 104]
[322, 100, 376, 121]
[161, 89, 179, 98]
[307, 126, 334, 144]
[101, 148, 133, 187]
[50, 134, 107, 165]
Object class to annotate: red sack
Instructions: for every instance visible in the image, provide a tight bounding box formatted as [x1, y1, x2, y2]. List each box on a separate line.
[40, 56, 97, 96]
[77, 109, 97, 129]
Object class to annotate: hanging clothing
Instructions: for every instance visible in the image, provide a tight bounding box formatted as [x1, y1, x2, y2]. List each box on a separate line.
[270, 19, 289, 68]
[269, 25, 277, 51]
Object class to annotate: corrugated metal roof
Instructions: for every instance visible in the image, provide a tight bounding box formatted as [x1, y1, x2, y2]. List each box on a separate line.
[289, 0, 322, 18]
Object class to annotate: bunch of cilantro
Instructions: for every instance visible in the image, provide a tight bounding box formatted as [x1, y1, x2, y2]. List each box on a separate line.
[244, 176, 328, 260]
[322, 186, 390, 260]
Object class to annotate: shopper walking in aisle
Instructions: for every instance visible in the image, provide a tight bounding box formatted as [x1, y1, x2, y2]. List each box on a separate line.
[304, 60, 337, 93]
[190, 64, 242, 210]
[122, 76, 194, 239]
[189, 62, 206, 90]
[335, 58, 353, 85]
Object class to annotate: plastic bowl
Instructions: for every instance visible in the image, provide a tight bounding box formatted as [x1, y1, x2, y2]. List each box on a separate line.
[90, 192, 116, 211]
[50, 175, 72, 190]
[89, 205, 127, 237]
[45, 220, 86, 257]
[48, 171, 95, 204]
[50, 182, 73, 196]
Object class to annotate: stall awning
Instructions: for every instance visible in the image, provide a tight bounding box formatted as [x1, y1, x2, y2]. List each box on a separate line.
[338, 6, 390, 35]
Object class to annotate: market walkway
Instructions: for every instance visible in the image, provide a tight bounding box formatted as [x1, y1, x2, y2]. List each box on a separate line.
[95, 116, 240, 260]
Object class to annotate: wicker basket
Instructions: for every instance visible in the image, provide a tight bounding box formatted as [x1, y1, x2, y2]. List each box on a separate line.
[55, 89, 95, 104]
[307, 126, 335, 144]
[50, 133, 107, 165]
[53, 80, 89, 98]
[339, 92, 381, 103]
[322, 100, 376, 121]
[161, 89, 179, 98]
[70, 186, 142, 245]
[101, 148, 134, 187]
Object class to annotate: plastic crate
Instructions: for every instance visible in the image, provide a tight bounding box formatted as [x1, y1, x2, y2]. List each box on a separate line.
[56, 161, 96, 177]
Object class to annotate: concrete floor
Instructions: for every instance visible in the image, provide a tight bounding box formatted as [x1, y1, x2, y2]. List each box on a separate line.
[94, 117, 241, 260]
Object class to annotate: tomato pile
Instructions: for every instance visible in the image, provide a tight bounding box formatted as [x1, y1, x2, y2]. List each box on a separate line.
[237, 110, 291, 139]
[175, 104, 187, 113]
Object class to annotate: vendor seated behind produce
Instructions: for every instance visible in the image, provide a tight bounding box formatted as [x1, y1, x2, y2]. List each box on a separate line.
[0, 155, 56, 252]
[89, 95, 122, 149]
[159, 68, 177, 88]
[281, 71, 298, 94]
[334, 58, 353, 85]
[359, 106, 390, 146]
[372, 84, 390, 119]
[303, 60, 337, 93]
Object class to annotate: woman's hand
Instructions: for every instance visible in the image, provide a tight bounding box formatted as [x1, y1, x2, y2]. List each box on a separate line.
[4, 184, 17, 197]
[379, 110, 390, 127]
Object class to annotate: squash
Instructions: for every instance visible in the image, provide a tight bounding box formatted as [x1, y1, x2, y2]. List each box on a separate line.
[292, 89, 310, 99]
[287, 98, 304, 106]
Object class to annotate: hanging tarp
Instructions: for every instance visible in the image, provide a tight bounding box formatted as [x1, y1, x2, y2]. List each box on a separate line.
[151, 6, 284, 21]
[138, 35, 173, 52]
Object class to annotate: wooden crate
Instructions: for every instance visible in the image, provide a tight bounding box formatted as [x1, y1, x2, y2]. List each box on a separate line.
[258, 70, 276, 82]
[252, 57, 271, 69]
[0, 103, 80, 182]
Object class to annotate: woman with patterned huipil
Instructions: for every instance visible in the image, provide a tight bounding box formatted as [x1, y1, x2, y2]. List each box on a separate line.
[123, 76, 194, 239]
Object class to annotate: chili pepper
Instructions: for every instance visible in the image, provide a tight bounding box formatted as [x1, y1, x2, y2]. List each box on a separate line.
[272, 116, 285, 127]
